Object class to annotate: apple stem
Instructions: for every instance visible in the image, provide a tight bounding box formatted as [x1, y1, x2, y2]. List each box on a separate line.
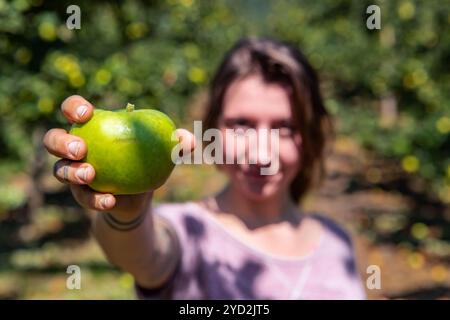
[126, 103, 135, 112]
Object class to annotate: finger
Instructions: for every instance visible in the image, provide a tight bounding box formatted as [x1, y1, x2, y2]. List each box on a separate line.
[112, 192, 152, 217]
[53, 159, 95, 185]
[175, 128, 196, 155]
[61, 95, 94, 124]
[70, 185, 116, 211]
[43, 128, 87, 160]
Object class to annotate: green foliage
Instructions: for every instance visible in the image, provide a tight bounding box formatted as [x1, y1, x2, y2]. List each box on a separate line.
[0, 0, 449, 207]
[0, 0, 449, 299]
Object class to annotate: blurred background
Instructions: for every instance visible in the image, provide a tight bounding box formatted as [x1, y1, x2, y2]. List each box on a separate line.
[0, 0, 449, 299]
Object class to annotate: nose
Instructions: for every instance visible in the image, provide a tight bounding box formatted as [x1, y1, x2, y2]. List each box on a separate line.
[248, 128, 273, 167]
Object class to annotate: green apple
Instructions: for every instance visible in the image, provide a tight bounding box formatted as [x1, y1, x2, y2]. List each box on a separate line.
[70, 103, 177, 195]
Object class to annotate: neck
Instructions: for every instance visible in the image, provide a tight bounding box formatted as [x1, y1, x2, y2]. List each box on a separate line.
[215, 184, 300, 229]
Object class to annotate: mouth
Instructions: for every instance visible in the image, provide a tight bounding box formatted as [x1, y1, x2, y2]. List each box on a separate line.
[243, 170, 265, 179]
[240, 165, 280, 180]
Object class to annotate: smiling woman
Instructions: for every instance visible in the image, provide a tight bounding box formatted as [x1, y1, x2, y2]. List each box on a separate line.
[43, 37, 365, 300]
[203, 37, 333, 203]
[134, 38, 365, 299]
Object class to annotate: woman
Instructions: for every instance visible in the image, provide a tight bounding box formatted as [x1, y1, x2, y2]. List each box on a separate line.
[43, 37, 366, 299]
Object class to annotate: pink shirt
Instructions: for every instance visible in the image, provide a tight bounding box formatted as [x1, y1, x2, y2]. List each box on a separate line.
[135, 202, 366, 300]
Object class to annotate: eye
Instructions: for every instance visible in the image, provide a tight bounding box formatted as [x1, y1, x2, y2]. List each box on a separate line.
[234, 118, 250, 127]
[224, 118, 252, 130]
[273, 120, 297, 137]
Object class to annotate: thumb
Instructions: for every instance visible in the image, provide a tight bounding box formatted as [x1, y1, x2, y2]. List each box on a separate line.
[175, 128, 196, 155]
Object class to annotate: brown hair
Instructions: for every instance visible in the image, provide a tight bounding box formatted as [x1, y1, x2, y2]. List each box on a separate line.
[203, 37, 334, 203]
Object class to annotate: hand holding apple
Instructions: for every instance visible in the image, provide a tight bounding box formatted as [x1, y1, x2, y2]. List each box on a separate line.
[43, 95, 195, 217]
[70, 102, 178, 195]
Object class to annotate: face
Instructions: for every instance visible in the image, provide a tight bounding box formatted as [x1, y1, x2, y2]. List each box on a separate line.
[217, 74, 302, 202]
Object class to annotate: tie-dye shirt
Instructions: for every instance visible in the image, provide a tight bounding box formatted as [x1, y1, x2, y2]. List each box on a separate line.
[135, 202, 366, 300]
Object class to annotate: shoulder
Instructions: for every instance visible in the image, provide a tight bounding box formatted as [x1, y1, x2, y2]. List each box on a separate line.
[153, 201, 211, 240]
[153, 201, 202, 220]
[308, 213, 366, 299]
[153, 201, 198, 214]
[309, 213, 355, 252]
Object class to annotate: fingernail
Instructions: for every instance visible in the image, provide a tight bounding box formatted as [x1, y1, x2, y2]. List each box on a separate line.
[76, 168, 87, 182]
[85, 166, 93, 180]
[77, 105, 88, 119]
[101, 196, 112, 209]
[68, 141, 80, 158]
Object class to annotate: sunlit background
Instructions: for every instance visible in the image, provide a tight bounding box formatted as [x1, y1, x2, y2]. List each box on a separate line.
[0, 0, 449, 299]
